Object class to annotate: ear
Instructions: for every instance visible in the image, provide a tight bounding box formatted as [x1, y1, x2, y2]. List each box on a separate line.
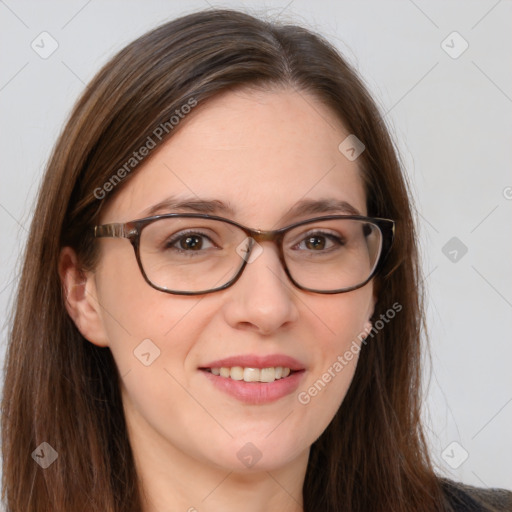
[58, 247, 110, 347]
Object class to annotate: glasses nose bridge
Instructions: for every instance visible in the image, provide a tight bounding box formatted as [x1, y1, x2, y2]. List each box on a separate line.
[239, 228, 288, 287]
[246, 228, 284, 252]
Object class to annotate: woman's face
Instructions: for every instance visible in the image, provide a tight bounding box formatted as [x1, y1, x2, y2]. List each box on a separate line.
[87, 88, 375, 473]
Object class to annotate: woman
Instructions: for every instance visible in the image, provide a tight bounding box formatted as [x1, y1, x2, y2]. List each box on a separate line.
[2, 8, 510, 512]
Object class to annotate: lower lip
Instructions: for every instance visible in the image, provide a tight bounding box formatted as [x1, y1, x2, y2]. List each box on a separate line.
[200, 369, 305, 405]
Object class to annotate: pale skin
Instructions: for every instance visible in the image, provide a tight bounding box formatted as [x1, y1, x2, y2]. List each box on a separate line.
[60, 87, 376, 512]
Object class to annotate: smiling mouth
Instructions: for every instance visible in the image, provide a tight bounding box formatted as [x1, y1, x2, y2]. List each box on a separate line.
[200, 366, 300, 383]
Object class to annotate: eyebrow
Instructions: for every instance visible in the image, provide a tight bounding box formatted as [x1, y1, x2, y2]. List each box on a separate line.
[141, 196, 362, 221]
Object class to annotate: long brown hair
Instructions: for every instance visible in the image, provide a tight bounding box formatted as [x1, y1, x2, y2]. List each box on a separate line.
[2, 8, 448, 511]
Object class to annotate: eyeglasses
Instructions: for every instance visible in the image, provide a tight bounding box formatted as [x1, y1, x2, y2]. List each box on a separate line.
[93, 213, 395, 295]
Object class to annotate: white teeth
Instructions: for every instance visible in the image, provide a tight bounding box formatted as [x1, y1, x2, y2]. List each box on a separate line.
[259, 368, 275, 383]
[208, 366, 293, 383]
[243, 367, 260, 382]
[230, 366, 244, 381]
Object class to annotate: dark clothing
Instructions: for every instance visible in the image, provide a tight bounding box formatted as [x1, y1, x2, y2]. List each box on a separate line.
[441, 478, 512, 511]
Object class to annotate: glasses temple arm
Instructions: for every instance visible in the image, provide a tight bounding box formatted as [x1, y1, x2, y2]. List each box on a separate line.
[94, 223, 131, 239]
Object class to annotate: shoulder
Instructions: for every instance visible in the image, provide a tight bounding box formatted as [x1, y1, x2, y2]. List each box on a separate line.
[439, 477, 512, 512]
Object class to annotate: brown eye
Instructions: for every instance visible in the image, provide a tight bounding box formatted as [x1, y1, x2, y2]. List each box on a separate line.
[305, 236, 326, 250]
[179, 235, 203, 250]
[163, 231, 215, 253]
[294, 231, 343, 252]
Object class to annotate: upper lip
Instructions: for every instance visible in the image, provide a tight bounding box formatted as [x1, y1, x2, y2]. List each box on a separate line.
[200, 354, 305, 371]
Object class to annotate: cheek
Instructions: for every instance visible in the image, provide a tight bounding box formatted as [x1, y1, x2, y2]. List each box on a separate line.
[309, 288, 373, 356]
[296, 290, 372, 423]
[93, 246, 213, 375]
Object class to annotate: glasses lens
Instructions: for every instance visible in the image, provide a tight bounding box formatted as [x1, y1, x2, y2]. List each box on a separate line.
[283, 218, 382, 292]
[139, 217, 247, 293]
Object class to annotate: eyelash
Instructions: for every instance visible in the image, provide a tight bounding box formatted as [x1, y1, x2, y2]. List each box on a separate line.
[164, 230, 217, 254]
[291, 231, 345, 251]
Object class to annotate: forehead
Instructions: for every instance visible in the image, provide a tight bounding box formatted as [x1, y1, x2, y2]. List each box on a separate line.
[101, 87, 367, 226]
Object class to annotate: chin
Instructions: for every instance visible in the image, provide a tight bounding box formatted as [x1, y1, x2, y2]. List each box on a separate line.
[206, 438, 306, 474]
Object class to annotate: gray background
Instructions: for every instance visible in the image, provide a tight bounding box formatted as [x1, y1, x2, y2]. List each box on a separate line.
[1, 0, 511, 491]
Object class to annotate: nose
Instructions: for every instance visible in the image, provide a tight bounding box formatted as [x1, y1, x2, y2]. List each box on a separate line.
[221, 240, 299, 335]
